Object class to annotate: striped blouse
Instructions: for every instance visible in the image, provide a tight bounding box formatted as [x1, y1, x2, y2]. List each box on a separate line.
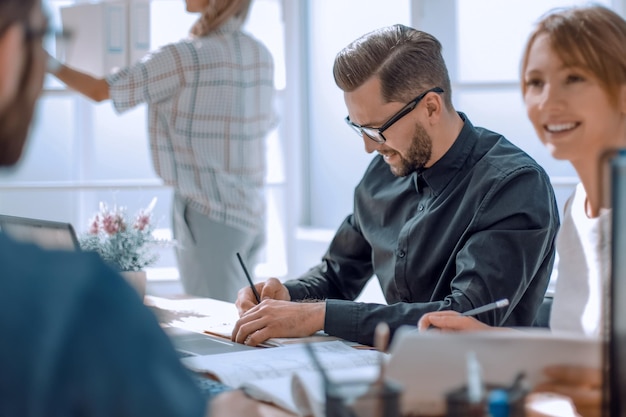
[106, 17, 277, 233]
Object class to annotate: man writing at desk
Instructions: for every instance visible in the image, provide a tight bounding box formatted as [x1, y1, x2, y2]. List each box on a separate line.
[234, 24, 559, 347]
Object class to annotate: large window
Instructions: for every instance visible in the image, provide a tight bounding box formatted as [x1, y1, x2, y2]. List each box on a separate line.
[3, 0, 625, 291]
[304, 1, 411, 230]
[0, 0, 286, 280]
[451, 0, 612, 211]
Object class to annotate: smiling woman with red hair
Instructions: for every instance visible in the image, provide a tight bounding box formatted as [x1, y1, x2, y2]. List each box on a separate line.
[48, 0, 277, 302]
[418, 6, 626, 416]
[419, 4, 626, 339]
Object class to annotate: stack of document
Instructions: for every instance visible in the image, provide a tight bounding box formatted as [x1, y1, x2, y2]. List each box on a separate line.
[182, 341, 381, 417]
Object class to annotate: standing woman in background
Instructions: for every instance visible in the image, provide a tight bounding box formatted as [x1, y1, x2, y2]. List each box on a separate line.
[48, 0, 277, 301]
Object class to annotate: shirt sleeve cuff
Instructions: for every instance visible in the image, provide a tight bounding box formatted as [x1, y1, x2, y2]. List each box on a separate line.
[46, 54, 63, 74]
[284, 280, 311, 301]
[323, 299, 361, 342]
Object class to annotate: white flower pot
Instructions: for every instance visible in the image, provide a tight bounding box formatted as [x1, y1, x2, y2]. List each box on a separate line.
[121, 270, 147, 300]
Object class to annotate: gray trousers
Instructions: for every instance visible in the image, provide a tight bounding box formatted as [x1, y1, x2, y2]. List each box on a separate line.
[172, 193, 264, 302]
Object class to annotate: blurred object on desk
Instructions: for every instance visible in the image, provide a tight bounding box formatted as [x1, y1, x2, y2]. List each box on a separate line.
[525, 393, 580, 417]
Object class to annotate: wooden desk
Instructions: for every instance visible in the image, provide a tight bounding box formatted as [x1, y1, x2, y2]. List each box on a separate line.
[144, 296, 589, 417]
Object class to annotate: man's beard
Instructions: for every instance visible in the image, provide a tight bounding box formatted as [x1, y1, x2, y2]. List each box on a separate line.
[0, 36, 43, 167]
[389, 122, 432, 177]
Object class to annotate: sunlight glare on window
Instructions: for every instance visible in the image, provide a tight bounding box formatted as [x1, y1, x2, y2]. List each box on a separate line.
[457, 0, 612, 83]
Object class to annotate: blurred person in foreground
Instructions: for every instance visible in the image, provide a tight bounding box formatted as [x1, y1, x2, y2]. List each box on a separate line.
[418, 6, 626, 417]
[0, 0, 278, 415]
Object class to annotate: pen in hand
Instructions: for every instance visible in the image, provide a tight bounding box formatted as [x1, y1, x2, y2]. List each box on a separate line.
[461, 298, 509, 317]
[236, 252, 261, 304]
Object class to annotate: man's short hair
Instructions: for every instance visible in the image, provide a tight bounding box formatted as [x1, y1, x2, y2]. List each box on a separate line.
[333, 24, 453, 109]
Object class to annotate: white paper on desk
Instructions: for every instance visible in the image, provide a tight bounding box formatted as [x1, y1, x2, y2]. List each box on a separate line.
[261, 332, 343, 347]
[242, 364, 380, 417]
[386, 327, 601, 416]
[144, 295, 239, 334]
[181, 340, 379, 386]
[181, 341, 381, 415]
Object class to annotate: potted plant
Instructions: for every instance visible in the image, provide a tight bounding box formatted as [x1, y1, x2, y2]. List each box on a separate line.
[79, 198, 160, 298]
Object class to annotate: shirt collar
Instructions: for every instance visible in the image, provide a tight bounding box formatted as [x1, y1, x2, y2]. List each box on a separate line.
[417, 112, 477, 196]
[213, 17, 244, 36]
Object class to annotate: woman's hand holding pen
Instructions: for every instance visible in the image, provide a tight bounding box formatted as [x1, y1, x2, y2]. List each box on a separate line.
[418, 311, 494, 332]
[235, 277, 290, 315]
[418, 299, 510, 332]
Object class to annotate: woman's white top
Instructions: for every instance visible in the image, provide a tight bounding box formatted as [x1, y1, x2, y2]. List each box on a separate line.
[550, 183, 611, 337]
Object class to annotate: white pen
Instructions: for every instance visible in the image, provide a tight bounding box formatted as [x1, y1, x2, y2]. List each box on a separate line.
[466, 351, 483, 404]
[461, 298, 509, 317]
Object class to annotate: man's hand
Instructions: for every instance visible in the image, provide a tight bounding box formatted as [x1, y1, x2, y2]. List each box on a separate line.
[417, 310, 495, 332]
[533, 365, 601, 417]
[235, 277, 291, 315]
[231, 299, 326, 346]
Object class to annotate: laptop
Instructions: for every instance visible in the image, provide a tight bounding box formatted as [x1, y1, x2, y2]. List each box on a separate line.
[144, 296, 255, 357]
[0, 214, 80, 251]
[165, 326, 254, 357]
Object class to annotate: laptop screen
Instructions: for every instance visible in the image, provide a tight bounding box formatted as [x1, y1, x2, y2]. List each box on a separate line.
[0, 214, 80, 251]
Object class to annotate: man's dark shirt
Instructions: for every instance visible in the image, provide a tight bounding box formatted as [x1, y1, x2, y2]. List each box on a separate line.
[285, 114, 559, 346]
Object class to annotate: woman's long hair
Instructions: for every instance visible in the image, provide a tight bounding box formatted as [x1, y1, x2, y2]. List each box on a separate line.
[190, 0, 252, 38]
[0, 0, 36, 35]
[0, 0, 45, 166]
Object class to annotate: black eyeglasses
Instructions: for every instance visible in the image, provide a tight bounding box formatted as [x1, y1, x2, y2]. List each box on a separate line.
[345, 86, 444, 144]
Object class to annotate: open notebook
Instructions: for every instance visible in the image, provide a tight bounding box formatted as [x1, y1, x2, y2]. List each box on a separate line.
[0, 214, 80, 251]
